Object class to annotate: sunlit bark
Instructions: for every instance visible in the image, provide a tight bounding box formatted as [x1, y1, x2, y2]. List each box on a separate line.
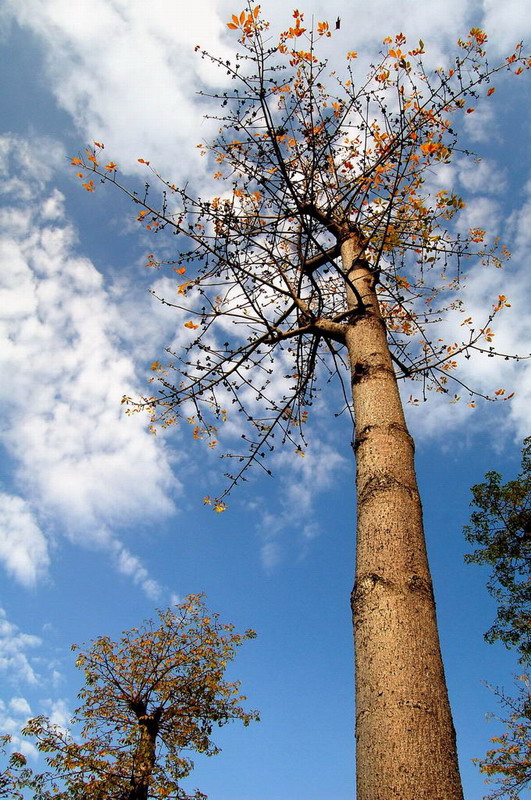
[342, 237, 462, 799]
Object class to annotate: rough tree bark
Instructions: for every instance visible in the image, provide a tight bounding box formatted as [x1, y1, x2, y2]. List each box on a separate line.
[342, 237, 463, 800]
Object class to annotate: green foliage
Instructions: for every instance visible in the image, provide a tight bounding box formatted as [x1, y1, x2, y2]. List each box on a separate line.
[464, 437, 531, 663]
[22, 595, 258, 800]
[465, 439, 531, 797]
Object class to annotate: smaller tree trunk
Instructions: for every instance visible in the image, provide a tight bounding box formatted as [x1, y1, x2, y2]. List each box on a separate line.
[126, 714, 158, 800]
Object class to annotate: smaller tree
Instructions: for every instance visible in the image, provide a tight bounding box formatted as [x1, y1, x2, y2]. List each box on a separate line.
[464, 436, 531, 661]
[465, 439, 531, 798]
[474, 677, 531, 800]
[23, 595, 258, 800]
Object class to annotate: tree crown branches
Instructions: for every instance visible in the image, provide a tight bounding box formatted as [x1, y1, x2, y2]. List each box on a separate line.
[71, 9, 530, 504]
[23, 595, 258, 800]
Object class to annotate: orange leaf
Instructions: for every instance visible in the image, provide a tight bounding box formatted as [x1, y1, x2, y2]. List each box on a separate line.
[253, 5, 259, 18]
[70, 157, 82, 166]
[227, 22, 238, 29]
[174, 267, 186, 275]
[466, 108, 475, 113]
[487, 87, 496, 96]
[184, 321, 199, 329]
[138, 158, 150, 165]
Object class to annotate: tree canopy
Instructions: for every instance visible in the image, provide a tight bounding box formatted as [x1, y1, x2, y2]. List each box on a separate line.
[23, 595, 258, 800]
[465, 436, 531, 662]
[475, 678, 531, 800]
[465, 438, 531, 799]
[72, 12, 529, 507]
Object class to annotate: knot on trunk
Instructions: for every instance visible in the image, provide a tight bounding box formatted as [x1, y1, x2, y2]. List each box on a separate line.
[407, 574, 434, 600]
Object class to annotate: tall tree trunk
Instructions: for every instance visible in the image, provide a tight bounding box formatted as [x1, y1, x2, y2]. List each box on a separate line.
[341, 237, 464, 800]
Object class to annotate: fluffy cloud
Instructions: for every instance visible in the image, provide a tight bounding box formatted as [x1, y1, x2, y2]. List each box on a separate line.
[0, 134, 181, 595]
[2, 0, 519, 185]
[0, 494, 50, 587]
[257, 438, 346, 570]
[0, 608, 41, 685]
[482, 0, 531, 54]
[2, 0, 233, 180]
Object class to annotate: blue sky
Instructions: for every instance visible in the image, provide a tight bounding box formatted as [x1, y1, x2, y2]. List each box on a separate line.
[0, 1, 530, 798]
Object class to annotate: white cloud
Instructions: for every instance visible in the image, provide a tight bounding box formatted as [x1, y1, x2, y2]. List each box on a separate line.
[0, 696, 38, 759]
[40, 697, 72, 731]
[8, 696, 32, 717]
[3, 0, 233, 180]
[482, 0, 531, 55]
[0, 493, 50, 587]
[0, 134, 181, 595]
[258, 438, 346, 571]
[111, 542, 162, 600]
[456, 156, 507, 197]
[0, 608, 41, 685]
